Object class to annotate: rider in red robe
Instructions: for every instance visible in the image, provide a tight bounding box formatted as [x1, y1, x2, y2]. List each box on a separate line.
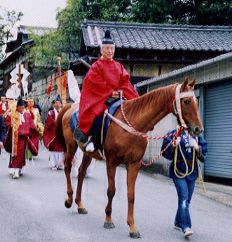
[75, 30, 138, 150]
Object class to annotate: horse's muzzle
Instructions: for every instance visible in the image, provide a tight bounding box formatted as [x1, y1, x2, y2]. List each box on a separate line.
[193, 126, 204, 136]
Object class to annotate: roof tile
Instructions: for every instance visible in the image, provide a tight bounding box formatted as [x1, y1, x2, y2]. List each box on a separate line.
[81, 20, 232, 52]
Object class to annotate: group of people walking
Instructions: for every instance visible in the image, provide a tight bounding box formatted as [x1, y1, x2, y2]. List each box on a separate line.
[0, 93, 66, 177]
[0, 95, 43, 178]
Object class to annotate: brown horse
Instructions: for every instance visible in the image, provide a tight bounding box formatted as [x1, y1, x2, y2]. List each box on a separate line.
[56, 77, 203, 238]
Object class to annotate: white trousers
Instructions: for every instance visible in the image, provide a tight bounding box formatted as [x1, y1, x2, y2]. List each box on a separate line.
[49, 151, 64, 168]
[72, 149, 96, 177]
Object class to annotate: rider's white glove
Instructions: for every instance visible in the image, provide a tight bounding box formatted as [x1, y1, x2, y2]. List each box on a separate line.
[189, 136, 199, 151]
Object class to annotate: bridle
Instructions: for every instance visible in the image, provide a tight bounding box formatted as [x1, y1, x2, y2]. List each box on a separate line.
[170, 84, 196, 129]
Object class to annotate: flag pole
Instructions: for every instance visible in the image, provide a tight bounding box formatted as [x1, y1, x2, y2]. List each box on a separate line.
[56, 57, 62, 106]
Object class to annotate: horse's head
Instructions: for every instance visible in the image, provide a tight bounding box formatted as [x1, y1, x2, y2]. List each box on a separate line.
[175, 77, 204, 136]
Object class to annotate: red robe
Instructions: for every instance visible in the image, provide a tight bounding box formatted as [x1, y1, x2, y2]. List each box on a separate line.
[79, 58, 139, 134]
[43, 109, 64, 152]
[5, 112, 36, 169]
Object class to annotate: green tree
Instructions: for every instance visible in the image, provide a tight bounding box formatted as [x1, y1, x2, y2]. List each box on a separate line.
[30, 30, 69, 70]
[0, 9, 23, 60]
[131, 0, 170, 23]
[190, 0, 232, 25]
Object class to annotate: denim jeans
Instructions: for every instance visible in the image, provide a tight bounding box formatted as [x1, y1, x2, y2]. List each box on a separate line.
[173, 177, 196, 231]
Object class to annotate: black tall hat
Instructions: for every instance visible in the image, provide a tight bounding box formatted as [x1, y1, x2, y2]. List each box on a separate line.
[55, 94, 62, 103]
[17, 97, 25, 107]
[102, 30, 114, 45]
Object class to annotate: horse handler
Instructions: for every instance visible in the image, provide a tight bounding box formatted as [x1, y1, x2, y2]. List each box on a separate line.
[161, 128, 207, 237]
[74, 30, 138, 151]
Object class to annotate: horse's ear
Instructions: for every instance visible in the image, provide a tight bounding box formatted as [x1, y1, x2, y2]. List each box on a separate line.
[189, 79, 196, 88]
[180, 76, 189, 91]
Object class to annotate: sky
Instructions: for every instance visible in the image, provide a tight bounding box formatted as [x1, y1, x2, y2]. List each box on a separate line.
[0, 0, 67, 27]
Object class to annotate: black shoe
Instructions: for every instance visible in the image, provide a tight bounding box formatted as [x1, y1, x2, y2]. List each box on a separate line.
[74, 126, 88, 143]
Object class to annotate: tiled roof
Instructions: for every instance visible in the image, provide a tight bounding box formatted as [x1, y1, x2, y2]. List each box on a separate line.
[81, 20, 232, 52]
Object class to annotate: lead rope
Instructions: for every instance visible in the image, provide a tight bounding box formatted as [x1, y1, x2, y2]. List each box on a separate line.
[174, 144, 206, 192]
[197, 159, 207, 193]
[174, 144, 195, 178]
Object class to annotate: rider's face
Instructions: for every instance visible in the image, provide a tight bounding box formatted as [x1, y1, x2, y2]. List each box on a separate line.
[100, 44, 115, 61]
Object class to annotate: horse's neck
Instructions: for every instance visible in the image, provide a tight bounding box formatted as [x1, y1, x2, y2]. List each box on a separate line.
[126, 84, 176, 132]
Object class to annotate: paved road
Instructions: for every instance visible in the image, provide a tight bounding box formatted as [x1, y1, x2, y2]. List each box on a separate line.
[0, 147, 231, 242]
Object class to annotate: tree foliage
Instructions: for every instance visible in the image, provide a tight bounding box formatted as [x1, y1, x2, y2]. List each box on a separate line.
[30, 31, 69, 69]
[0, 9, 23, 60]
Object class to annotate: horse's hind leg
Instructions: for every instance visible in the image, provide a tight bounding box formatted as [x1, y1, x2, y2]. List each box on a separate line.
[126, 161, 141, 238]
[64, 144, 77, 208]
[75, 153, 92, 214]
[104, 163, 117, 229]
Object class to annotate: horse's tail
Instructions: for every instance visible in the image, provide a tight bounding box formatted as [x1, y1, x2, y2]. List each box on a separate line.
[56, 103, 72, 151]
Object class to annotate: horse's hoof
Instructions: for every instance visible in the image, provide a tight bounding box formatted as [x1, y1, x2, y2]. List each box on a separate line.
[64, 200, 72, 208]
[104, 222, 115, 229]
[129, 231, 141, 239]
[78, 208, 88, 214]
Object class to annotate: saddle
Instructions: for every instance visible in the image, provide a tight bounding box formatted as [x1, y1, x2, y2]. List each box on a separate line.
[71, 99, 121, 150]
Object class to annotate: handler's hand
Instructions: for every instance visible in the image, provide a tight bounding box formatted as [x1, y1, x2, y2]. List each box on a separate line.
[0, 142, 3, 149]
[189, 136, 199, 151]
[112, 91, 120, 99]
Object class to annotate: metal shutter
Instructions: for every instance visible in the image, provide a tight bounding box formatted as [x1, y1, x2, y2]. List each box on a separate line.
[205, 80, 232, 179]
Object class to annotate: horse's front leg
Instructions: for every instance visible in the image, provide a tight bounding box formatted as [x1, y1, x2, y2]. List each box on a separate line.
[104, 163, 117, 229]
[64, 149, 76, 208]
[127, 161, 141, 238]
[75, 153, 92, 214]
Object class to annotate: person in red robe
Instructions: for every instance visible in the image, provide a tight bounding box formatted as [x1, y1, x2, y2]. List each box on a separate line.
[43, 96, 64, 170]
[74, 30, 139, 151]
[5, 98, 37, 179]
[25, 96, 42, 161]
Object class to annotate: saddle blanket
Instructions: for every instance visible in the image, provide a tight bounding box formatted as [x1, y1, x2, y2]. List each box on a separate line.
[70, 99, 121, 138]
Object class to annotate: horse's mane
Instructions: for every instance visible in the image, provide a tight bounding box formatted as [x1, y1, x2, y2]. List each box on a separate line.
[125, 83, 177, 117]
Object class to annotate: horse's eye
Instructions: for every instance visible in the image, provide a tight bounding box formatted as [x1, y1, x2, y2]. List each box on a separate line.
[184, 99, 191, 105]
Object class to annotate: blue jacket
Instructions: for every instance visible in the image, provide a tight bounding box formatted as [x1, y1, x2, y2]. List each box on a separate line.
[161, 129, 208, 181]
